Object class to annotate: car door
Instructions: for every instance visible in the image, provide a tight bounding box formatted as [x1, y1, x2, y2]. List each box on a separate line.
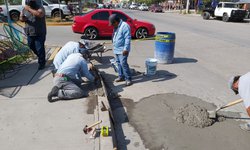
[214, 3, 222, 17]
[111, 11, 136, 35]
[91, 11, 110, 36]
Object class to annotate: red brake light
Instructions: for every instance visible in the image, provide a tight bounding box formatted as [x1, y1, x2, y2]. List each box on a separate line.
[0, 7, 3, 12]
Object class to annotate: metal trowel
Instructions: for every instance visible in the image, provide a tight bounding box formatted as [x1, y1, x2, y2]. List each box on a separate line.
[208, 99, 243, 118]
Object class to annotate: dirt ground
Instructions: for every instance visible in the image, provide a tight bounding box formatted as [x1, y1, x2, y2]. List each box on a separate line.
[122, 93, 250, 150]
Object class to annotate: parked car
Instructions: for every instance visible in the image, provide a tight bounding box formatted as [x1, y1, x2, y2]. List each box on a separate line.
[0, 4, 23, 21]
[129, 3, 138, 9]
[0, 0, 71, 21]
[202, 2, 246, 22]
[72, 9, 155, 40]
[150, 4, 163, 12]
[138, 4, 149, 11]
[42, 0, 71, 18]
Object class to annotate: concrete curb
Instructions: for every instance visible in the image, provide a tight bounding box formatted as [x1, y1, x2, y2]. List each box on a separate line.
[46, 46, 61, 66]
[96, 71, 117, 150]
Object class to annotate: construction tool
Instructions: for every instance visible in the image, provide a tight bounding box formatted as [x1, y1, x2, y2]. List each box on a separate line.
[101, 126, 109, 137]
[83, 120, 102, 134]
[208, 99, 243, 118]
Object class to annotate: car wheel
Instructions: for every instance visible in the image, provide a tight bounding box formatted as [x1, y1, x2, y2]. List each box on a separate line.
[10, 11, 20, 22]
[84, 27, 98, 40]
[222, 13, 229, 22]
[52, 10, 64, 18]
[135, 28, 148, 39]
[202, 12, 210, 20]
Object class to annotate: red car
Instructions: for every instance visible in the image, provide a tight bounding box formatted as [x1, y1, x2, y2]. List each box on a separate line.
[72, 9, 155, 40]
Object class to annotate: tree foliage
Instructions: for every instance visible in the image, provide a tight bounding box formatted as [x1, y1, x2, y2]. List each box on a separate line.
[0, 0, 22, 5]
[130, 0, 166, 5]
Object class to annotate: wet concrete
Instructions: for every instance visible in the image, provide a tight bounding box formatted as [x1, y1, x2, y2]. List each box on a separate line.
[174, 103, 214, 128]
[87, 95, 97, 114]
[86, 74, 104, 114]
[123, 93, 250, 150]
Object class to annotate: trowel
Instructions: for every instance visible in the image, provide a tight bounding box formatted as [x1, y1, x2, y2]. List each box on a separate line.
[208, 99, 243, 119]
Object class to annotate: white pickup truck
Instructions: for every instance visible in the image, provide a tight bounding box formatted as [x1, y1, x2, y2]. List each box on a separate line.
[0, 0, 71, 21]
[202, 2, 246, 22]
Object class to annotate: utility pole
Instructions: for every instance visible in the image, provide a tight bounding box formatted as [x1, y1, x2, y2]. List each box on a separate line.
[58, 0, 62, 21]
[4, 0, 11, 24]
[185, 0, 190, 14]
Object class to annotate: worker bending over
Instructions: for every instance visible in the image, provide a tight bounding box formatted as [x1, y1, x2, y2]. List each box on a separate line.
[53, 39, 90, 70]
[229, 72, 250, 131]
[48, 51, 97, 102]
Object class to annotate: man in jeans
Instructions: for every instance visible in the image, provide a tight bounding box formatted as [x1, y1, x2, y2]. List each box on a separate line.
[20, 0, 47, 70]
[109, 14, 132, 86]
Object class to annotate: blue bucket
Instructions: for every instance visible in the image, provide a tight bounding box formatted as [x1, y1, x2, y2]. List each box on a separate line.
[154, 32, 176, 64]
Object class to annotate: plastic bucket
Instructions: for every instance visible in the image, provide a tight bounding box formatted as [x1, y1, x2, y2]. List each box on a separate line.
[145, 58, 157, 75]
[155, 32, 175, 64]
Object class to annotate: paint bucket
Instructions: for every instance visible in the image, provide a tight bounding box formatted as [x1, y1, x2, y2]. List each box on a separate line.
[145, 58, 157, 75]
[155, 32, 176, 64]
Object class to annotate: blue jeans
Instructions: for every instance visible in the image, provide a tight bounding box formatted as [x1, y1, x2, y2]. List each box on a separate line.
[115, 54, 131, 81]
[28, 35, 46, 66]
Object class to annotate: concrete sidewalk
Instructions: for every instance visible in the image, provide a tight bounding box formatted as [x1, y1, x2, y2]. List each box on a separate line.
[0, 46, 114, 150]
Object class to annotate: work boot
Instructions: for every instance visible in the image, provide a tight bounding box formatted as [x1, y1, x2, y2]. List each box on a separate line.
[47, 86, 59, 103]
[239, 123, 250, 131]
[114, 77, 125, 82]
[126, 80, 133, 86]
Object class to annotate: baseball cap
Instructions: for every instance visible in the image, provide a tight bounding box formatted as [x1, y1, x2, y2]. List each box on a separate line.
[109, 14, 119, 25]
[228, 76, 240, 94]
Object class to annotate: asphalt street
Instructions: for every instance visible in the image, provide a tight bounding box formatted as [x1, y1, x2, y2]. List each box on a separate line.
[99, 9, 250, 149]
[1, 9, 250, 149]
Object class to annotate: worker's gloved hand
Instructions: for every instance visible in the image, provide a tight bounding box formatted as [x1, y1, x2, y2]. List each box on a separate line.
[88, 63, 95, 70]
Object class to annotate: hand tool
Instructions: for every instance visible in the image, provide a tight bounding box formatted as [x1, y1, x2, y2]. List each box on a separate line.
[208, 99, 243, 118]
[101, 126, 109, 137]
[83, 120, 102, 134]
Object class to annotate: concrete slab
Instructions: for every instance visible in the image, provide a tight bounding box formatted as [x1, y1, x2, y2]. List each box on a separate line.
[0, 97, 95, 150]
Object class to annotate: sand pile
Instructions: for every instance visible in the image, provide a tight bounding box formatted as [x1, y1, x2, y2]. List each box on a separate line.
[174, 103, 214, 128]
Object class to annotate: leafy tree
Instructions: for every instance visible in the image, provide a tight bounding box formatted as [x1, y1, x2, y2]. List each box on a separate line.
[0, 0, 22, 5]
[130, 0, 165, 5]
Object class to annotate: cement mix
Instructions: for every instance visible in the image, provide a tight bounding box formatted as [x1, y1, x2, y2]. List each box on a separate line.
[122, 93, 250, 150]
[174, 103, 214, 128]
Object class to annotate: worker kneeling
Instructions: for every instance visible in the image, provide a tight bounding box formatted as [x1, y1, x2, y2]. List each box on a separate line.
[47, 51, 97, 102]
